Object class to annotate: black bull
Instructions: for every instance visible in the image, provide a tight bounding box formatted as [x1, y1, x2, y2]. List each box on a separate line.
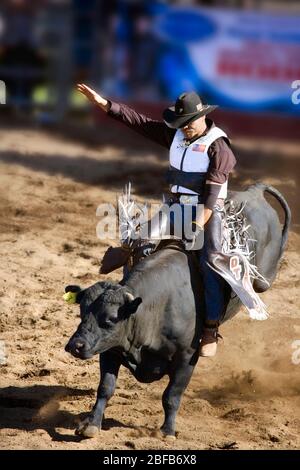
[65, 183, 291, 438]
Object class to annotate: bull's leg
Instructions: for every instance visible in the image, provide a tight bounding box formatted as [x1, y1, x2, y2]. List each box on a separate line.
[76, 351, 121, 438]
[161, 356, 196, 438]
[253, 240, 282, 293]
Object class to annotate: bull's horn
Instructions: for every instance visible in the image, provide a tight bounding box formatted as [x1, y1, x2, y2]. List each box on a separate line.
[125, 292, 135, 302]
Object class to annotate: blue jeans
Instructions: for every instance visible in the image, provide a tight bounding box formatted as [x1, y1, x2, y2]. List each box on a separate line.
[198, 206, 226, 323]
[169, 202, 225, 323]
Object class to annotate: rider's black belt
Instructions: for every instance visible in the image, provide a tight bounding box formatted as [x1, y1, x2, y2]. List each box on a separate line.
[168, 193, 204, 204]
[165, 166, 206, 195]
[168, 194, 224, 209]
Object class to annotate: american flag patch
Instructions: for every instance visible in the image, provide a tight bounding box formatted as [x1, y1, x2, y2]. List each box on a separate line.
[192, 144, 206, 152]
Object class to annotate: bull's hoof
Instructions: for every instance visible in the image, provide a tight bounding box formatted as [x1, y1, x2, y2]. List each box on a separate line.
[160, 429, 176, 441]
[75, 420, 99, 438]
[164, 434, 176, 441]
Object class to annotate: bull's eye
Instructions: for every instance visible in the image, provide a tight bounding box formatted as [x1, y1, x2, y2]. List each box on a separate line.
[109, 316, 118, 324]
[98, 318, 114, 329]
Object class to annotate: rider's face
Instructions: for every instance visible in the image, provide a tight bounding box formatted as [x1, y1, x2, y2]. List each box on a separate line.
[181, 116, 206, 140]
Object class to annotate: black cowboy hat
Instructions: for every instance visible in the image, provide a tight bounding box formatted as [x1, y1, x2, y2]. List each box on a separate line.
[163, 91, 218, 129]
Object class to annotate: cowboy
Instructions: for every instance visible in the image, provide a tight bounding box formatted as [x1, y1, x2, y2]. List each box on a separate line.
[77, 84, 236, 357]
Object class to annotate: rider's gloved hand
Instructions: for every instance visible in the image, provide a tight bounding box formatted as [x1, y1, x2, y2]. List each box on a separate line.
[184, 220, 204, 251]
[191, 220, 204, 235]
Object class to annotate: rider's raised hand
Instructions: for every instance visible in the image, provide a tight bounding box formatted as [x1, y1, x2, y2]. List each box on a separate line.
[76, 83, 110, 111]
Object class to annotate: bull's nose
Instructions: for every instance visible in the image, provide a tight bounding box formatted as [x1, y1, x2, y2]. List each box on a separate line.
[74, 340, 85, 354]
[65, 339, 86, 355]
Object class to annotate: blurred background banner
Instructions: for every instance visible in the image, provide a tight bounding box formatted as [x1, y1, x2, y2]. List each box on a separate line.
[153, 6, 300, 114]
[0, 0, 299, 134]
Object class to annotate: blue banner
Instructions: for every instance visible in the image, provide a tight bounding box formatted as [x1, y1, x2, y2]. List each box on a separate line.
[153, 6, 300, 114]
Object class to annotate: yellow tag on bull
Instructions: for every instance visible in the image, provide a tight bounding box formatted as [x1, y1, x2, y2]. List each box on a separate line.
[63, 291, 77, 304]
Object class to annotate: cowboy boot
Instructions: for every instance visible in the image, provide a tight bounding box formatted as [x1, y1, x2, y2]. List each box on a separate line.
[199, 326, 220, 357]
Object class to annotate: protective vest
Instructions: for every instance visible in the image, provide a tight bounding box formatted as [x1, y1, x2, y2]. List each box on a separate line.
[166, 126, 228, 197]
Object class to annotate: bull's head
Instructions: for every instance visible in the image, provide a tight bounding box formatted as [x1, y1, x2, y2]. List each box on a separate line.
[64, 282, 142, 359]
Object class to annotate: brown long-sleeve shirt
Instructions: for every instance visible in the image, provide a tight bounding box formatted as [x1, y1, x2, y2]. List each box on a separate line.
[106, 101, 236, 208]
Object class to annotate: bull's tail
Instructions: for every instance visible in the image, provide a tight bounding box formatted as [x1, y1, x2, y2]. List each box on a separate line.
[254, 182, 291, 259]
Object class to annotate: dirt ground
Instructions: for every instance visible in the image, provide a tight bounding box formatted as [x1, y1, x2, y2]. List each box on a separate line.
[0, 119, 299, 450]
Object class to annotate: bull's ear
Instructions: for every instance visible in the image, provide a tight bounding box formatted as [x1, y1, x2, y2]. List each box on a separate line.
[124, 297, 142, 316]
[63, 285, 85, 304]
